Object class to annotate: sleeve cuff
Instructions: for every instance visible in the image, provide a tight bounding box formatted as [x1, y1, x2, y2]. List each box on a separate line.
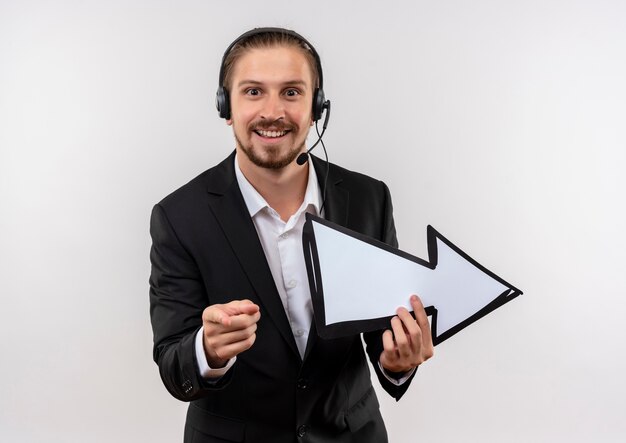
[378, 361, 416, 386]
[195, 327, 236, 380]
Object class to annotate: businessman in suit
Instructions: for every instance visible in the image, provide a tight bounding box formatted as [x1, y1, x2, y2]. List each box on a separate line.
[149, 28, 434, 442]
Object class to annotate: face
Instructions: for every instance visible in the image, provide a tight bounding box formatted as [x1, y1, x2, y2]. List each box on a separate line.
[227, 46, 315, 170]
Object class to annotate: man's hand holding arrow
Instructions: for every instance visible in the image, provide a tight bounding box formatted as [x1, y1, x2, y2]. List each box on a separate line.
[380, 295, 434, 373]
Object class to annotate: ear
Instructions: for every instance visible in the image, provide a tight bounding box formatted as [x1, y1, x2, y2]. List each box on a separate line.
[226, 119, 233, 126]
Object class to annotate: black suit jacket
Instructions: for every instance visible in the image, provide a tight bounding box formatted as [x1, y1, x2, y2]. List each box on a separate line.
[149, 152, 415, 442]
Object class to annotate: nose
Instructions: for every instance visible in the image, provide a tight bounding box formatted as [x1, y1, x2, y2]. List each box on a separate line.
[260, 92, 285, 121]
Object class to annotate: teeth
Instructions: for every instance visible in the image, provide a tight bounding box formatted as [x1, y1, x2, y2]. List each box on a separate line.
[257, 130, 287, 138]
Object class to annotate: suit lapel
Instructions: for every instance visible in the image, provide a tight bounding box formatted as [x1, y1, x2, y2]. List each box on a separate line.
[205, 154, 300, 359]
[303, 156, 350, 362]
[312, 155, 348, 226]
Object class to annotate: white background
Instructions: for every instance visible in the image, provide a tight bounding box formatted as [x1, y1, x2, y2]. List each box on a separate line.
[1, 1, 625, 442]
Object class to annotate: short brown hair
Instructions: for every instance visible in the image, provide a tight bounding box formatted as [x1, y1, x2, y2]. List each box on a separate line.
[221, 30, 320, 92]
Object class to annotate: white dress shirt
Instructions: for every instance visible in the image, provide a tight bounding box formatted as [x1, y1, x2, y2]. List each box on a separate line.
[234, 154, 321, 358]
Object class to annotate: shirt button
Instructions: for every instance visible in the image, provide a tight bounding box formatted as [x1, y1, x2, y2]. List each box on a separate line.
[297, 425, 308, 437]
[279, 232, 289, 239]
[286, 279, 297, 289]
[294, 329, 305, 337]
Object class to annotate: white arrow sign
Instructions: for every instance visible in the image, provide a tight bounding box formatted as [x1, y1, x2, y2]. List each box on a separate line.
[302, 214, 522, 345]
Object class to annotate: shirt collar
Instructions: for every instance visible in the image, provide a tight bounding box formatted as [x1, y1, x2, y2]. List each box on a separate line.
[234, 153, 322, 218]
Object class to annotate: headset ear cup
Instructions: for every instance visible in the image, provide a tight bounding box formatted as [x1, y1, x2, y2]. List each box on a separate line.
[216, 86, 231, 119]
[313, 88, 325, 121]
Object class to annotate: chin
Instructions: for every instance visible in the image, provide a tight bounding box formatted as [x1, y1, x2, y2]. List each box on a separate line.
[252, 151, 300, 170]
[238, 140, 305, 170]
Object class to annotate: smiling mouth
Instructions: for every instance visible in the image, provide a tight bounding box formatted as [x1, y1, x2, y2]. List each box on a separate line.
[254, 129, 290, 138]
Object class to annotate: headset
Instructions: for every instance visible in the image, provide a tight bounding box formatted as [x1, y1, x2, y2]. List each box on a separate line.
[215, 27, 329, 123]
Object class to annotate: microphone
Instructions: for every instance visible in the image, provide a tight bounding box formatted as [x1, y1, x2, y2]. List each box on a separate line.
[297, 100, 331, 165]
[295, 152, 310, 165]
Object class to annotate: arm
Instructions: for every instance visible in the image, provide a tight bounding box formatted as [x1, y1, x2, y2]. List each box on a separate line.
[363, 182, 434, 400]
[149, 204, 259, 400]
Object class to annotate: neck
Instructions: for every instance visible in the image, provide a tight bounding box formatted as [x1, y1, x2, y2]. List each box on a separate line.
[237, 150, 309, 222]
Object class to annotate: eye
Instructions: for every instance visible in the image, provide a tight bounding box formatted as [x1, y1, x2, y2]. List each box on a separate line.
[284, 88, 300, 97]
[245, 88, 261, 96]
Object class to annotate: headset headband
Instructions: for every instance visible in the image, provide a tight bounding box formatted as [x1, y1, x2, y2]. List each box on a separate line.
[218, 27, 324, 91]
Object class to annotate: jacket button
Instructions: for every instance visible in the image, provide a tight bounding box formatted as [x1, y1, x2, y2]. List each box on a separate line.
[297, 378, 308, 389]
[297, 425, 308, 437]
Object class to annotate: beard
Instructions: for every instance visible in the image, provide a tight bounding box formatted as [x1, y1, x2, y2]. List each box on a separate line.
[234, 119, 307, 170]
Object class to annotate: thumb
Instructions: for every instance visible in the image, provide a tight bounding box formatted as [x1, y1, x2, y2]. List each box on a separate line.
[236, 299, 260, 315]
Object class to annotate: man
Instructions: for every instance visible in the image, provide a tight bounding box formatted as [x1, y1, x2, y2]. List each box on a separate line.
[149, 28, 433, 443]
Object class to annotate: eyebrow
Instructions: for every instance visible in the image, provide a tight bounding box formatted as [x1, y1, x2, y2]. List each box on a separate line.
[236, 80, 309, 88]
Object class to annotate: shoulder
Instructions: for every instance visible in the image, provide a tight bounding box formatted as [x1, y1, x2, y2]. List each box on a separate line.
[330, 162, 388, 189]
[314, 156, 392, 202]
[156, 153, 235, 211]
